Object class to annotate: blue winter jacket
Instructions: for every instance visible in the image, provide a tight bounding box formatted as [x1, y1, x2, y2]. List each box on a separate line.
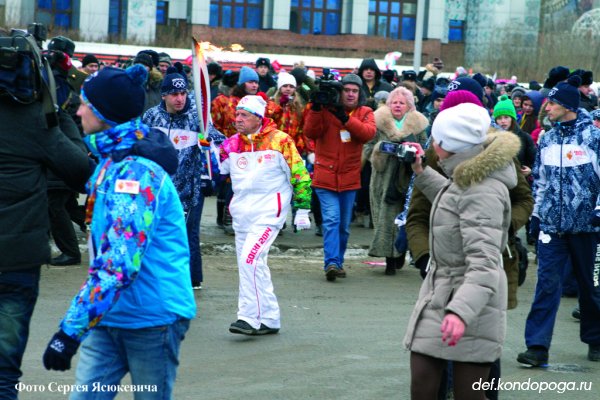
[60, 120, 196, 341]
[142, 96, 221, 212]
[532, 109, 600, 234]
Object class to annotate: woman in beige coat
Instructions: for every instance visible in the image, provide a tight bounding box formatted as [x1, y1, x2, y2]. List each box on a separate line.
[403, 103, 519, 399]
[366, 87, 429, 275]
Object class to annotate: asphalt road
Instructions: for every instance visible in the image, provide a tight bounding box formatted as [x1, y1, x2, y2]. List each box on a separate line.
[16, 197, 600, 399]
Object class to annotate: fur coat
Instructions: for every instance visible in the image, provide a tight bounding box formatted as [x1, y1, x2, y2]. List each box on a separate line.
[366, 106, 428, 258]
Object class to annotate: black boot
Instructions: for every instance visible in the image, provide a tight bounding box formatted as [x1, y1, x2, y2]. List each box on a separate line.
[385, 257, 398, 275]
[396, 253, 406, 269]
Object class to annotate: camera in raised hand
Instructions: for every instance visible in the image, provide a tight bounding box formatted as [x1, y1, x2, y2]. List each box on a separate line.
[379, 142, 419, 164]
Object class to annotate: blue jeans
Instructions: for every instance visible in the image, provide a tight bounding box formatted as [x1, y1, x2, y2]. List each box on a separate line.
[314, 188, 357, 269]
[0, 267, 40, 400]
[525, 232, 600, 350]
[71, 320, 190, 400]
[185, 197, 204, 284]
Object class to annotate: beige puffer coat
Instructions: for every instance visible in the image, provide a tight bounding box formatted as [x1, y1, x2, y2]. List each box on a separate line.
[403, 133, 519, 363]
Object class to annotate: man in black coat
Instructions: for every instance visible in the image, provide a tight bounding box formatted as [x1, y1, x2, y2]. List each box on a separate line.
[0, 89, 91, 399]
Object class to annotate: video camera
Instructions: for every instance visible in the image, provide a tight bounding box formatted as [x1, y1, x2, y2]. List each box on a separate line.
[0, 23, 47, 104]
[0, 22, 58, 127]
[313, 68, 343, 107]
[379, 142, 419, 164]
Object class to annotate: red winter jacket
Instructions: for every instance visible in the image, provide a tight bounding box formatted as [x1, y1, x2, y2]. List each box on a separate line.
[304, 104, 376, 192]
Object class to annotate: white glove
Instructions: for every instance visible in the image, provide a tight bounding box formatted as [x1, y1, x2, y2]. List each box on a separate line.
[294, 209, 311, 231]
[307, 152, 315, 165]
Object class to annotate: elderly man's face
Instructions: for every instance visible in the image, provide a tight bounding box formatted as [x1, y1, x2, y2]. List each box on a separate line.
[235, 109, 262, 134]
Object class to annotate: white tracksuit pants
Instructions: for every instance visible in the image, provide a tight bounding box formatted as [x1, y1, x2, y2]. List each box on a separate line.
[235, 225, 281, 329]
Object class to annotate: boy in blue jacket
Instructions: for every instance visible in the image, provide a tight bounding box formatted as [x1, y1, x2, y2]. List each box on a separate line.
[42, 65, 196, 398]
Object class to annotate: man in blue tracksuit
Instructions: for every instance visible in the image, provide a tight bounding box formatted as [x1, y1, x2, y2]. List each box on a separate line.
[518, 75, 600, 366]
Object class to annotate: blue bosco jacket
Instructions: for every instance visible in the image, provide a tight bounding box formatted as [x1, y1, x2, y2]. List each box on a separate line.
[142, 95, 221, 212]
[60, 119, 196, 341]
[532, 109, 600, 234]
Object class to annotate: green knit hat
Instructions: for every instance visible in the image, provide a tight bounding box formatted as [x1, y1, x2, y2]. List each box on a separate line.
[493, 95, 517, 120]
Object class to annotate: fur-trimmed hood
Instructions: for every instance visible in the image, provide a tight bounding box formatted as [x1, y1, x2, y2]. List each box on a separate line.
[441, 129, 520, 189]
[374, 106, 429, 141]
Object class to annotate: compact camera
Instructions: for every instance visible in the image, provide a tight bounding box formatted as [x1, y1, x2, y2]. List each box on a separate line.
[379, 141, 419, 163]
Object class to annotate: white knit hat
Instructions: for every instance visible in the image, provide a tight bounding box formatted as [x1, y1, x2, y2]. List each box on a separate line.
[277, 72, 297, 89]
[237, 95, 267, 118]
[431, 103, 490, 153]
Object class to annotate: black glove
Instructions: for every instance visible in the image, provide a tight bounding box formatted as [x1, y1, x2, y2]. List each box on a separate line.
[591, 208, 600, 227]
[43, 330, 80, 371]
[330, 105, 349, 124]
[415, 254, 430, 280]
[309, 92, 323, 111]
[529, 216, 540, 242]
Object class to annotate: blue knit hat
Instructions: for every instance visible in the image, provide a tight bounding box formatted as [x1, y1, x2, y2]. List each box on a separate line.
[548, 75, 581, 112]
[81, 65, 147, 125]
[238, 66, 259, 85]
[161, 73, 187, 95]
[447, 77, 484, 101]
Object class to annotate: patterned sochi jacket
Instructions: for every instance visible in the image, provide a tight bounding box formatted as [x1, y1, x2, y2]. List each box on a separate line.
[220, 118, 311, 211]
[533, 109, 600, 233]
[142, 95, 221, 212]
[60, 119, 195, 341]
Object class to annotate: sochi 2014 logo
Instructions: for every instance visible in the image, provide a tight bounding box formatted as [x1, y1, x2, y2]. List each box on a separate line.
[237, 157, 248, 169]
[548, 87, 558, 97]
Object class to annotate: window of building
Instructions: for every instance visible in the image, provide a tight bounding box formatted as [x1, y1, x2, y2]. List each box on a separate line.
[368, 0, 417, 40]
[108, 0, 127, 36]
[157, 1, 168, 25]
[289, 0, 342, 35]
[448, 19, 465, 42]
[209, 0, 263, 29]
[36, 0, 73, 28]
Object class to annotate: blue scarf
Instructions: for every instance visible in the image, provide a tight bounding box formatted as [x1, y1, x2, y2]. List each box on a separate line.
[84, 118, 149, 159]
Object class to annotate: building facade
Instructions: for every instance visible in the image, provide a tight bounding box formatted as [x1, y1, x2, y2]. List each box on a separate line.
[2, 0, 543, 68]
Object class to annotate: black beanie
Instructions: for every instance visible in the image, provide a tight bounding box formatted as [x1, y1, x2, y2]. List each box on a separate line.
[137, 50, 159, 67]
[82, 54, 99, 67]
[544, 66, 570, 89]
[133, 53, 154, 69]
[422, 77, 435, 92]
[290, 67, 307, 85]
[207, 62, 223, 79]
[548, 75, 581, 112]
[82, 65, 147, 125]
[570, 69, 593, 86]
[471, 73, 487, 88]
[222, 70, 239, 87]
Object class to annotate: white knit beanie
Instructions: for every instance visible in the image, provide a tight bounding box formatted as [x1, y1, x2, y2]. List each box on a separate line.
[431, 103, 490, 153]
[277, 72, 297, 89]
[237, 95, 267, 118]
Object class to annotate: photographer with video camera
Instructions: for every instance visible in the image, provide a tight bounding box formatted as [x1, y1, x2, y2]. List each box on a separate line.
[304, 73, 376, 281]
[365, 86, 429, 275]
[0, 26, 92, 399]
